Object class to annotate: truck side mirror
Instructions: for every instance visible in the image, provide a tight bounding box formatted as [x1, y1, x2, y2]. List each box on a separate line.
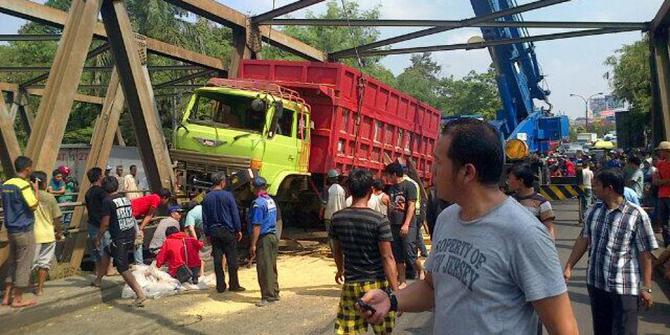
[268, 101, 283, 138]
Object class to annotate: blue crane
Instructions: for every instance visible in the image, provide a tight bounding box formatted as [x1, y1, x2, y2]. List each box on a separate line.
[470, 0, 569, 154]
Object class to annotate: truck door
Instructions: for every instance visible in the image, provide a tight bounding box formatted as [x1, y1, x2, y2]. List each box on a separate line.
[263, 106, 300, 181]
[296, 111, 310, 173]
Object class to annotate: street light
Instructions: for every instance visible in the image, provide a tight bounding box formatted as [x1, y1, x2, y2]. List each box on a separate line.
[569, 92, 604, 131]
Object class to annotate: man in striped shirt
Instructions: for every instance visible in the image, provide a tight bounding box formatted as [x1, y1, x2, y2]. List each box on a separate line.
[330, 168, 398, 335]
[564, 168, 658, 335]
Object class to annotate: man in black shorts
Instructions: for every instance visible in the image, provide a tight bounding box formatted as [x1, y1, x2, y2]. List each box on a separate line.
[95, 176, 146, 307]
[386, 163, 425, 286]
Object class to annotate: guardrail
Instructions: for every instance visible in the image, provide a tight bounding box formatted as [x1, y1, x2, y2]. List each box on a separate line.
[0, 190, 151, 230]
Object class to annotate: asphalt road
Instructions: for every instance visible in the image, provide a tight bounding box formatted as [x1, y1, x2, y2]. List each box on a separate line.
[6, 199, 670, 335]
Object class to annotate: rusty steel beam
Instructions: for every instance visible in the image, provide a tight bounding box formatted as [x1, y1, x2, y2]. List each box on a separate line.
[330, 0, 571, 60]
[1, 82, 106, 105]
[267, 18, 649, 30]
[0, 65, 206, 72]
[0, 92, 21, 177]
[101, 0, 175, 190]
[229, 27, 252, 78]
[19, 43, 110, 88]
[7, 88, 33, 134]
[154, 69, 215, 89]
[25, 0, 103, 173]
[0, 0, 226, 71]
[0, 33, 61, 41]
[251, 0, 324, 24]
[651, 0, 670, 33]
[352, 27, 639, 58]
[164, 0, 327, 61]
[649, 38, 665, 146]
[68, 68, 125, 269]
[652, 31, 670, 141]
[28, 88, 104, 105]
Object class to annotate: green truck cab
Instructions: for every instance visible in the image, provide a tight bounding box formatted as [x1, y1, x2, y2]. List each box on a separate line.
[172, 80, 312, 205]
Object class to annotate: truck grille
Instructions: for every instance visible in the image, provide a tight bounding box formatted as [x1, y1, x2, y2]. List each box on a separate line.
[170, 149, 251, 173]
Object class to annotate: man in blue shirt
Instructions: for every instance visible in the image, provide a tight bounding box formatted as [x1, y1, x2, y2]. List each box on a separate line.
[1, 156, 39, 308]
[248, 177, 280, 307]
[624, 186, 641, 205]
[202, 172, 245, 293]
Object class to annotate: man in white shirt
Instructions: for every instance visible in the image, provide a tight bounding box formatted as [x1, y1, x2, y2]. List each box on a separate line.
[323, 169, 346, 253]
[368, 179, 389, 216]
[581, 162, 594, 222]
[124, 165, 141, 201]
[626, 156, 644, 202]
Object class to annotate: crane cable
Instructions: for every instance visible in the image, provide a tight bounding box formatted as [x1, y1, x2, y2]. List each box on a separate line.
[339, 0, 366, 168]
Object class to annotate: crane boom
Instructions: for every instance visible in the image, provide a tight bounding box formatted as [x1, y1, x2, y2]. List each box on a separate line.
[470, 0, 569, 155]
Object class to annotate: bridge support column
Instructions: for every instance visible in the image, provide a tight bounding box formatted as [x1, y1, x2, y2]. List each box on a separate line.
[24, 0, 102, 172]
[101, 0, 174, 191]
[67, 68, 125, 269]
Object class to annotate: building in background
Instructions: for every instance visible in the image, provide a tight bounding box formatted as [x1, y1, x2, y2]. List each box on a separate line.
[589, 95, 625, 118]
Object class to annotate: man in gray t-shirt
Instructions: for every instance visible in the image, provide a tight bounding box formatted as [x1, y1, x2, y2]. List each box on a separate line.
[149, 206, 183, 253]
[358, 118, 578, 335]
[425, 198, 565, 334]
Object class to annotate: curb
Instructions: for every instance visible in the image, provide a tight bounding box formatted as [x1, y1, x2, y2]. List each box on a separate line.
[0, 277, 124, 331]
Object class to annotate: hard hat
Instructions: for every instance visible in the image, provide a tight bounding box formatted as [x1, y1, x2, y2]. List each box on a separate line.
[327, 169, 340, 178]
[252, 176, 267, 188]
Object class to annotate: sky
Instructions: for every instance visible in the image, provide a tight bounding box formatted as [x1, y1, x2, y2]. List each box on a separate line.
[0, 0, 663, 119]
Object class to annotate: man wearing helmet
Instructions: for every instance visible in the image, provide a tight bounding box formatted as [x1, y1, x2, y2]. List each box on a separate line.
[323, 169, 346, 254]
[248, 177, 280, 307]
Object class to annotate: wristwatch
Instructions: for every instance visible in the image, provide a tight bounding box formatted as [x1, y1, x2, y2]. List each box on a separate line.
[385, 288, 398, 312]
[640, 287, 652, 294]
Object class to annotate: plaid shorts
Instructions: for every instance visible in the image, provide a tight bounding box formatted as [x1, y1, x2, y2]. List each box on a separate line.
[336, 280, 396, 335]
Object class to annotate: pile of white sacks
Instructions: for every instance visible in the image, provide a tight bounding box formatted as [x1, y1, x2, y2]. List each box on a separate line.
[121, 262, 216, 299]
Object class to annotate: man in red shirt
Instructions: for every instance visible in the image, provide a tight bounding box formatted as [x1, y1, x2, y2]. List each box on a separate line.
[156, 226, 204, 283]
[130, 188, 172, 265]
[565, 159, 576, 177]
[653, 141, 670, 247]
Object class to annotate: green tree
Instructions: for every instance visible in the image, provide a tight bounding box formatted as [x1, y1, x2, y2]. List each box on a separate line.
[396, 53, 443, 108]
[0, 0, 234, 146]
[438, 66, 501, 119]
[604, 38, 651, 138]
[263, 0, 396, 86]
[604, 39, 650, 115]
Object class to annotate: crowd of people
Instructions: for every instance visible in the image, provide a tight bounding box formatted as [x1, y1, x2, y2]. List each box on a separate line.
[0, 159, 280, 309]
[331, 119, 664, 335]
[1, 117, 668, 335]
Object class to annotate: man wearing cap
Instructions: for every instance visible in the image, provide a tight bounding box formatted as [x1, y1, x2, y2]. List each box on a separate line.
[149, 205, 184, 255]
[323, 169, 346, 254]
[654, 141, 670, 246]
[248, 177, 280, 307]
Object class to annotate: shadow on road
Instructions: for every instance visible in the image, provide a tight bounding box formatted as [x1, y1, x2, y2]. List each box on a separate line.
[203, 284, 341, 306]
[106, 299, 208, 335]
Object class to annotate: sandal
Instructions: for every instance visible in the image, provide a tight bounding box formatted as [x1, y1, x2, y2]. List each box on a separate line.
[134, 297, 147, 308]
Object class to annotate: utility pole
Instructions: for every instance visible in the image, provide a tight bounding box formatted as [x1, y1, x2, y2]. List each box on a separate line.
[569, 92, 604, 132]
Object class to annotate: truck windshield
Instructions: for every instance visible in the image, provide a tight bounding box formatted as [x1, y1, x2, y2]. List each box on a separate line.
[188, 91, 265, 133]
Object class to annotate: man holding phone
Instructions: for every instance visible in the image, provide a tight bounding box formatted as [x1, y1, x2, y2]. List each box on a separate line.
[358, 119, 578, 335]
[329, 169, 398, 335]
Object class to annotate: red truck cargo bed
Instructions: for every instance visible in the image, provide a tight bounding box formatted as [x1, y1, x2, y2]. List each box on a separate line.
[240, 60, 441, 183]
